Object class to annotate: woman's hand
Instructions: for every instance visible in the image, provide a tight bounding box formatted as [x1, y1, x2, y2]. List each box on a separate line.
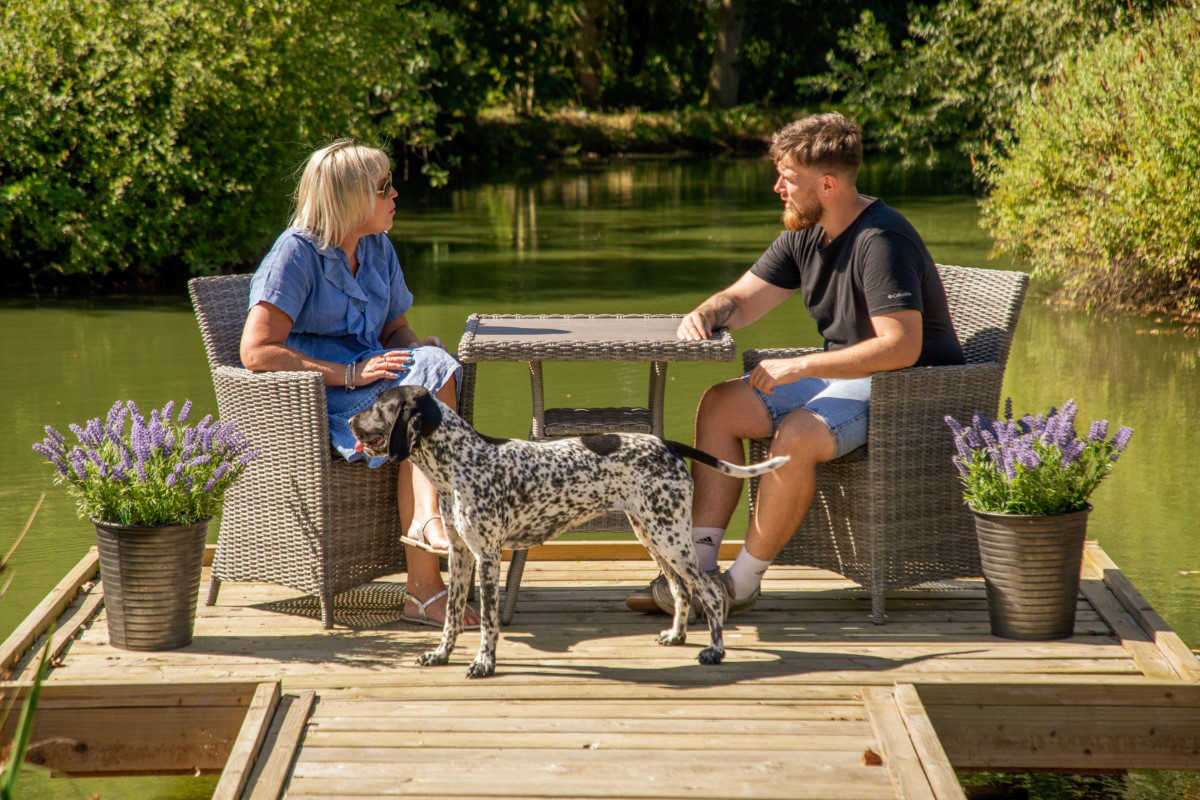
[354, 350, 416, 385]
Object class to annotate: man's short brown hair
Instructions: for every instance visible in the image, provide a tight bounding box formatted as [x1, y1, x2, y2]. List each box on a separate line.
[769, 112, 863, 180]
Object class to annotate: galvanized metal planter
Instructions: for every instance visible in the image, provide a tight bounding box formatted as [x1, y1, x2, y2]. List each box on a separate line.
[972, 506, 1091, 640]
[93, 519, 209, 650]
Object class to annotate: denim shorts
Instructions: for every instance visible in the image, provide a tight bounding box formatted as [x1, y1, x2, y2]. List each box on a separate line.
[746, 374, 872, 459]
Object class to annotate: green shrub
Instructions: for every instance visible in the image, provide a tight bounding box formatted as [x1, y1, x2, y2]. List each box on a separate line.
[807, 0, 1160, 172]
[0, 0, 449, 292]
[981, 6, 1200, 320]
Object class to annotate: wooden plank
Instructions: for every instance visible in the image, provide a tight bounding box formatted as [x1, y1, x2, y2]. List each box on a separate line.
[246, 690, 316, 800]
[1076, 575, 1178, 679]
[916, 682, 1200, 771]
[1084, 544, 1200, 681]
[506, 540, 746, 562]
[914, 682, 1200, 708]
[892, 684, 965, 800]
[15, 583, 104, 682]
[0, 547, 100, 678]
[862, 687, 935, 800]
[213, 681, 281, 800]
[0, 681, 258, 774]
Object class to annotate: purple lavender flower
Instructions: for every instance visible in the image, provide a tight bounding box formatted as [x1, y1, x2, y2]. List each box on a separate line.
[161, 401, 175, 422]
[1111, 427, 1133, 450]
[181, 428, 198, 460]
[85, 418, 103, 447]
[1088, 420, 1109, 442]
[187, 454, 212, 468]
[203, 461, 231, 493]
[68, 448, 88, 480]
[237, 449, 260, 468]
[32, 442, 69, 476]
[44, 425, 66, 446]
[1060, 440, 1087, 467]
[109, 464, 129, 483]
[166, 463, 187, 488]
[177, 400, 193, 424]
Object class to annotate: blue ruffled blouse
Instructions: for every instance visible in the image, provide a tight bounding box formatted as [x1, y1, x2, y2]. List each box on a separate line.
[248, 228, 461, 467]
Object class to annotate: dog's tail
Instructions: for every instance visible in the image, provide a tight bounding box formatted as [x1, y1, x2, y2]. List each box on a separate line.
[666, 441, 790, 478]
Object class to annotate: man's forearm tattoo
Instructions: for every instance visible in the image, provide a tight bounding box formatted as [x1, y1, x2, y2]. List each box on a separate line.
[701, 295, 738, 328]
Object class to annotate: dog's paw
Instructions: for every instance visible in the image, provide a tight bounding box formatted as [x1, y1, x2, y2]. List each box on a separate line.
[416, 649, 450, 667]
[697, 646, 725, 665]
[465, 658, 495, 679]
[656, 629, 687, 646]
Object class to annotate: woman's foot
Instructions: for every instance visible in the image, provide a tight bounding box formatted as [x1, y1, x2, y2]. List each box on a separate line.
[403, 581, 480, 628]
[401, 515, 453, 554]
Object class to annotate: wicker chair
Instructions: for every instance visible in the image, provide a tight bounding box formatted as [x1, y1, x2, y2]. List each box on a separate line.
[745, 264, 1029, 624]
[188, 274, 476, 628]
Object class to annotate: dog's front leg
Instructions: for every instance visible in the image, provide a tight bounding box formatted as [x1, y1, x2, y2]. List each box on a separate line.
[415, 537, 471, 667]
[466, 549, 502, 678]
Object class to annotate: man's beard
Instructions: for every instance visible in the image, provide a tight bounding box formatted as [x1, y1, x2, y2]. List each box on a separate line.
[782, 198, 822, 232]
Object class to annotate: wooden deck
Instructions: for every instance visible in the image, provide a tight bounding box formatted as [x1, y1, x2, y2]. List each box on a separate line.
[3, 541, 1199, 799]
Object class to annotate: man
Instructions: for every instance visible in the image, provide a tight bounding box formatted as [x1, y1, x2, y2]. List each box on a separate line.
[626, 112, 963, 616]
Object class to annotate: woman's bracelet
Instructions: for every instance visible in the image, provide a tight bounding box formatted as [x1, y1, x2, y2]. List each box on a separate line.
[345, 361, 356, 392]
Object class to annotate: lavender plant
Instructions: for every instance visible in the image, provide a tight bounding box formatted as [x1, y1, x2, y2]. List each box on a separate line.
[945, 399, 1133, 516]
[32, 400, 259, 526]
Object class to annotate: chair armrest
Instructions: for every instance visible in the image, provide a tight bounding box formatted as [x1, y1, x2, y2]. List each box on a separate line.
[211, 366, 333, 469]
[742, 347, 823, 372]
[866, 362, 1005, 477]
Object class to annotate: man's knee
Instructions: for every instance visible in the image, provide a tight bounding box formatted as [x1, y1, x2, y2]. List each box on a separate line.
[697, 379, 770, 439]
[771, 410, 837, 464]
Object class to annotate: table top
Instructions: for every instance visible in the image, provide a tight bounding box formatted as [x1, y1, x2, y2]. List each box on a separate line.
[456, 313, 736, 363]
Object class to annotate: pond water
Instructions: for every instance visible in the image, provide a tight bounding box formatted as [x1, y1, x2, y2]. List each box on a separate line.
[2, 157, 1197, 662]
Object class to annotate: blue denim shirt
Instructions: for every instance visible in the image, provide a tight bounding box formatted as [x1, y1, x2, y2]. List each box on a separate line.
[248, 228, 460, 466]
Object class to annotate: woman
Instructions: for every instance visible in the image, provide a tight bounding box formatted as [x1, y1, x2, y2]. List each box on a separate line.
[241, 139, 478, 628]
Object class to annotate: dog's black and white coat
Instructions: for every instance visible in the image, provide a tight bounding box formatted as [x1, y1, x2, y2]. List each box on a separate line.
[349, 385, 788, 678]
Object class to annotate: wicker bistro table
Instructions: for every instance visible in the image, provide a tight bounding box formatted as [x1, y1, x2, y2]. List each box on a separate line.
[456, 313, 737, 622]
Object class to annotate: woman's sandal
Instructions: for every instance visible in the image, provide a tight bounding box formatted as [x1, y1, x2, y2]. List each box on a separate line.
[401, 515, 452, 556]
[402, 588, 480, 630]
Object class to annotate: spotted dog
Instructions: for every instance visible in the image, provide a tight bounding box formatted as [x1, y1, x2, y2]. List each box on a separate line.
[349, 385, 789, 679]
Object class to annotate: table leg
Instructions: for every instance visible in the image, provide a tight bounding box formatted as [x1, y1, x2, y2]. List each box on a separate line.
[648, 361, 667, 438]
[527, 360, 545, 439]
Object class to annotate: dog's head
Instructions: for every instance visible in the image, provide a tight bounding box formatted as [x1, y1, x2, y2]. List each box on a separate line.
[349, 385, 444, 462]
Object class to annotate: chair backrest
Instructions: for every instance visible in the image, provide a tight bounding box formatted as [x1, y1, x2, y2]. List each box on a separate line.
[188, 274, 254, 371]
[936, 264, 1029, 368]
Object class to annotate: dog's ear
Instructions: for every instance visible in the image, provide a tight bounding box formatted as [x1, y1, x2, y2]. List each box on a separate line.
[412, 386, 444, 438]
[384, 386, 443, 462]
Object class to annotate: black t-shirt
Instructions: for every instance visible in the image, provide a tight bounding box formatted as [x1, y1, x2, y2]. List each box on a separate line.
[750, 198, 964, 367]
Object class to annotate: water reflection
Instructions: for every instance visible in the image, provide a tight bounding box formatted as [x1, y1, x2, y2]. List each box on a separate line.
[1, 158, 1196, 651]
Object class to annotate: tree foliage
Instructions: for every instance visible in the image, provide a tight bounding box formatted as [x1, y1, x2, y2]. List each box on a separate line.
[0, 0, 450, 291]
[981, 6, 1200, 320]
[805, 0, 1161, 171]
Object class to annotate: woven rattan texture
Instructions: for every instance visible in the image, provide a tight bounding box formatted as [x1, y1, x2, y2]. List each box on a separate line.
[189, 275, 481, 628]
[542, 407, 654, 437]
[745, 264, 1029, 623]
[457, 314, 736, 363]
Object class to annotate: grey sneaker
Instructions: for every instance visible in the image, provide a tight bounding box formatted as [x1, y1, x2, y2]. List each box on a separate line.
[628, 568, 721, 623]
[626, 570, 721, 617]
[718, 571, 760, 617]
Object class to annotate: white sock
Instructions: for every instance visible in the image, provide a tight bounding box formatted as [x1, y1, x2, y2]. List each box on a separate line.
[691, 527, 725, 572]
[727, 549, 772, 601]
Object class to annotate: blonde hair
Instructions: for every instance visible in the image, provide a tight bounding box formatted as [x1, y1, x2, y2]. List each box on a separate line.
[769, 112, 863, 181]
[290, 139, 391, 250]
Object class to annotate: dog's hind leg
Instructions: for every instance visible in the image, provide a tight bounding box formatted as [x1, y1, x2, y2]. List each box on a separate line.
[627, 515, 692, 646]
[694, 570, 726, 665]
[466, 548, 503, 679]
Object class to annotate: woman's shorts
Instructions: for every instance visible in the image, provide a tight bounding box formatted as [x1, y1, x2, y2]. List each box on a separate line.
[745, 374, 871, 459]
